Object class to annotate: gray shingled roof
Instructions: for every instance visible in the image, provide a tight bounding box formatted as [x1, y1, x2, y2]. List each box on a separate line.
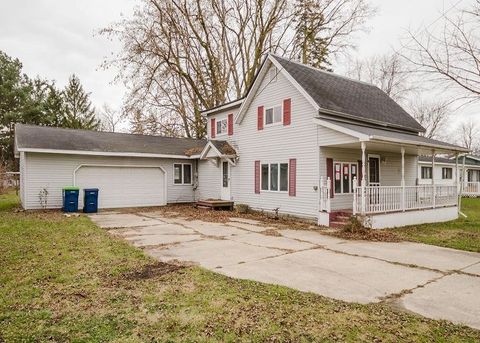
[271, 55, 426, 133]
[211, 140, 236, 155]
[15, 124, 207, 156]
[321, 119, 467, 151]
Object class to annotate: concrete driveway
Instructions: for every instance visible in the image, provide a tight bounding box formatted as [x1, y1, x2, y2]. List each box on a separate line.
[90, 210, 480, 330]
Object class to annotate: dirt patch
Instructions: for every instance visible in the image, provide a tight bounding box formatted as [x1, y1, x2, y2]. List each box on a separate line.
[261, 228, 282, 237]
[131, 203, 316, 230]
[327, 228, 401, 242]
[121, 262, 184, 280]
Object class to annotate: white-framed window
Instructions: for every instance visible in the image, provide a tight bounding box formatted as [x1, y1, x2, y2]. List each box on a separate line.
[333, 162, 358, 194]
[265, 105, 282, 126]
[261, 162, 289, 192]
[421, 166, 432, 179]
[269, 66, 277, 83]
[442, 167, 453, 179]
[216, 118, 228, 135]
[173, 163, 192, 185]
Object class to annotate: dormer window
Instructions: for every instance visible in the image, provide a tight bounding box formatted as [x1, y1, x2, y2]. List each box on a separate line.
[216, 118, 228, 135]
[265, 105, 282, 125]
[269, 67, 277, 83]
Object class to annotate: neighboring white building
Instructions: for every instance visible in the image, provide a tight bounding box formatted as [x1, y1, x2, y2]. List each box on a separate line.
[15, 54, 470, 229]
[418, 155, 480, 197]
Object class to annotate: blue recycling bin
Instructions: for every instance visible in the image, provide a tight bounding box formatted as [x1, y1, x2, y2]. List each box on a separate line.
[83, 188, 99, 213]
[62, 187, 79, 212]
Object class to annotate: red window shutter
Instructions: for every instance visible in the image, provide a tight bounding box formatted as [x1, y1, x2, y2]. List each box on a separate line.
[210, 118, 216, 138]
[358, 160, 363, 184]
[283, 98, 291, 126]
[289, 158, 296, 196]
[254, 161, 260, 194]
[228, 113, 233, 136]
[257, 106, 264, 130]
[326, 158, 334, 198]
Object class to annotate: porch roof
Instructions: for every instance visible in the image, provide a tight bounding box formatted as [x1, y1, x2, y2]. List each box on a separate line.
[315, 118, 470, 154]
[199, 140, 237, 160]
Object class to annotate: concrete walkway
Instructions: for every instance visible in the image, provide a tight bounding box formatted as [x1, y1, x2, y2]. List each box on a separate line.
[90, 211, 480, 330]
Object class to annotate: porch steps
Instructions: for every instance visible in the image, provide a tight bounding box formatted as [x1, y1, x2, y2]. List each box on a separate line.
[329, 210, 353, 228]
[195, 199, 234, 211]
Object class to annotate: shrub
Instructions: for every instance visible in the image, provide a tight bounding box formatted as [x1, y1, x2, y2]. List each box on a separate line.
[235, 203, 249, 214]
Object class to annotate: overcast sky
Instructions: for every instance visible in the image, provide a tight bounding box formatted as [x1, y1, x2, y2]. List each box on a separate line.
[0, 0, 476, 132]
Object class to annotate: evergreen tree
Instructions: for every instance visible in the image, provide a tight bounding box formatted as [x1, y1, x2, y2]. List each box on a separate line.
[43, 83, 66, 126]
[63, 74, 99, 130]
[293, 0, 331, 70]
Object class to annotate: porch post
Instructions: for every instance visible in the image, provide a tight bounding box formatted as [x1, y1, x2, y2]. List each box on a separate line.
[361, 142, 366, 214]
[432, 149, 436, 208]
[401, 147, 405, 211]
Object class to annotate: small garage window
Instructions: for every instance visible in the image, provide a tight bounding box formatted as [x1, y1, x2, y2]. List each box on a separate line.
[174, 163, 192, 184]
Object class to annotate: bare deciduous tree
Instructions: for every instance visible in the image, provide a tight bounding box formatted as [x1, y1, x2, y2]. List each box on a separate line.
[347, 53, 416, 102]
[408, 100, 450, 139]
[401, 0, 480, 104]
[99, 104, 125, 132]
[457, 120, 479, 152]
[293, 0, 374, 69]
[102, 0, 374, 138]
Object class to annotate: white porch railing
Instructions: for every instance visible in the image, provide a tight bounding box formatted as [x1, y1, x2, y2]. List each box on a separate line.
[353, 182, 458, 215]
[463, 182, 480, 197]
[319, 176, 331, 212]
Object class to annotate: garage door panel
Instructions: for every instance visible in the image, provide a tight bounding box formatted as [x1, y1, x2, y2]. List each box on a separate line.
[76, 166, 166, 208]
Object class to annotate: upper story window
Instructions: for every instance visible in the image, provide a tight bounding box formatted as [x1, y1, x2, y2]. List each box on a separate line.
[442, 167, 453, 179]
[216, 118, 228, 135]
[421, 166, 432, 179]
[269, 67, 277, 83]
[265, 105, 282, 126]
[174, 163, 192, 185]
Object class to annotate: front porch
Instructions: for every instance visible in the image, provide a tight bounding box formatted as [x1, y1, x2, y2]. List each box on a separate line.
[316, 119, 469, 229]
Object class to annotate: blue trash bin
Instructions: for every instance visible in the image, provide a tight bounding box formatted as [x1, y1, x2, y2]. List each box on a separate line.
[83, 188, 99, 213]
[62, 186, 79, 213]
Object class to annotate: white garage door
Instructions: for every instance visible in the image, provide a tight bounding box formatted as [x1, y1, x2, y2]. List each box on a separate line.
[75, 166, 166, 209]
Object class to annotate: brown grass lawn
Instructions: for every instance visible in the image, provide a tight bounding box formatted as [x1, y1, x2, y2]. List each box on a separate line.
[1, 192, 480, 341]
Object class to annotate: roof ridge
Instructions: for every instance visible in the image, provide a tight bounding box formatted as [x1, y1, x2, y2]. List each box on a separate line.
[15, 123, 206, 142]
[269, 53, 376, 87]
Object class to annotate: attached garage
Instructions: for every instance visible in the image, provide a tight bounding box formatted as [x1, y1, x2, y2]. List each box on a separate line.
[75, 165, 167, 209]
[15, 124, 207, 210]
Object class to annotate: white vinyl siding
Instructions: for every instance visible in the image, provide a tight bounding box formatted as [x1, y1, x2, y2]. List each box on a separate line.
[22, 152, 195, 209]
[197, 160, 221, 200]
[19, 151, 26, 207]
[230, 65, 319, 219]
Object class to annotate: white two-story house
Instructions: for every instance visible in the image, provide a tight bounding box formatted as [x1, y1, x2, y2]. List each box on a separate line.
[15, 54, 469, 229]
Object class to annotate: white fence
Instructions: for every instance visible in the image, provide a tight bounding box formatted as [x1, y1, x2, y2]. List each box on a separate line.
[353, 184, 458, 215]
[463, 182, 480, 197]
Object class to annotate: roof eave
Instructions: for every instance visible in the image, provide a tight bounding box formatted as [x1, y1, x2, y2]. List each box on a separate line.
[17, 148, 197, 159]
[201, 98, 244, 116]
[369, 136, 470, 153]
[317, 110, 425, 134]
